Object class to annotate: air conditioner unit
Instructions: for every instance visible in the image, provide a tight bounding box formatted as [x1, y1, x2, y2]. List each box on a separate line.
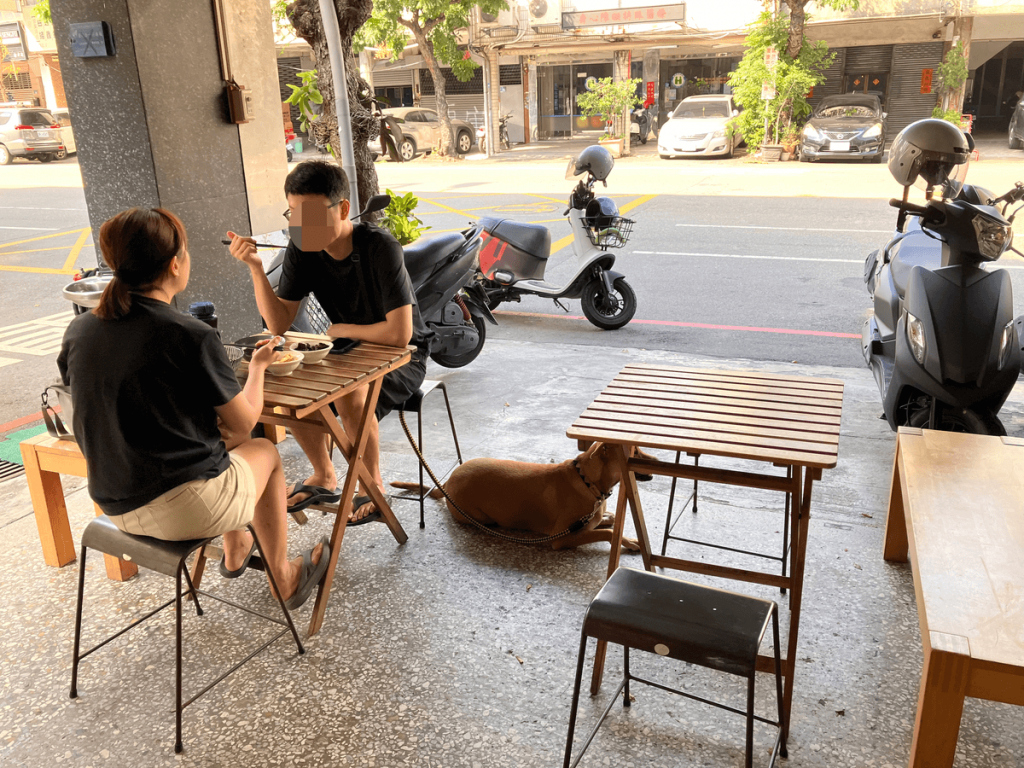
[527, 0, 561, 27]
[477, 6, 518, 28]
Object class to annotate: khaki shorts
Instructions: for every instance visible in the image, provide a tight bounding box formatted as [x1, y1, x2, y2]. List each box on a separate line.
[111, 453, 258, 541]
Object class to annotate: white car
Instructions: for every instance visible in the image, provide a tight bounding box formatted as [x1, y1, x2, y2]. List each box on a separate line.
[51, 108, 77, 160]
[658, 95, 739, 159]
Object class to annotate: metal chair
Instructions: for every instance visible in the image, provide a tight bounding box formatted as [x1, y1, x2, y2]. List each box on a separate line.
[393, 379, 463, 528]
[563, 567, 787, 768]
[70, 516, 304, 754]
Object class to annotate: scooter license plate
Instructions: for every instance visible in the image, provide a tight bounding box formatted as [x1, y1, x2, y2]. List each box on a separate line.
[829, 140, 850, 152]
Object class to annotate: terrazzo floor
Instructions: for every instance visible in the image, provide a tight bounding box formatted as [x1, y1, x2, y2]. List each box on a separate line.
[2, 339, 1023, 767]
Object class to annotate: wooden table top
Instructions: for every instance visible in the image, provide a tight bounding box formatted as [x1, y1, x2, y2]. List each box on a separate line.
[236, 332, 413, 420]
[567, 363, 844, 469]
[897, 428, 1024, 670]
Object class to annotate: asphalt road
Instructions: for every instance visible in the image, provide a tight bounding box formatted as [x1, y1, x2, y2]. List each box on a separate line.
[2, 153, 1023, 427]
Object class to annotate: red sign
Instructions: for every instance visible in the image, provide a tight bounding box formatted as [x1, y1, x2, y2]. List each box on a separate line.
[920, 68, 933, 94]
[764, 46, 778, 69]
[646, 81, 655, 101]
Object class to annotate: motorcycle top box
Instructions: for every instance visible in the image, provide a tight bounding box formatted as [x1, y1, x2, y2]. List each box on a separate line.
[477, 217, 551, 283]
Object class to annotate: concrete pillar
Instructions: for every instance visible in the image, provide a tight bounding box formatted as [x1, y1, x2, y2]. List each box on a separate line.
[642, 48, 660, 129]
[51, 0, 289, 341]
[613, 50, 630, 155]
[487, 48, 501, 154]
[526, 56, 538, 143]
[945, 15, 973, 115]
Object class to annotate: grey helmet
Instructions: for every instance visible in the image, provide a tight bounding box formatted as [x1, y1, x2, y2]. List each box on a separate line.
[888, 119, 972, 196]
[569, 145, 615, 181]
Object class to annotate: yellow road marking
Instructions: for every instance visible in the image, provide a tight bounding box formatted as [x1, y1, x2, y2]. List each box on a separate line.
[0, 227, 90, 250]
[0, 265, 78, 275]
[550, 233, 575, 254]
[524, 192, 566, 204]
[62, 228, 93, 271]
[618, 193, 657, 215]
[421, 198, 476, 218]
[0, 245, 94, 257]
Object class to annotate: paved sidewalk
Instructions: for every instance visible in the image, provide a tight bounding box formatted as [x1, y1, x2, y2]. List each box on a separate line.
[2, 337, 1023, 766]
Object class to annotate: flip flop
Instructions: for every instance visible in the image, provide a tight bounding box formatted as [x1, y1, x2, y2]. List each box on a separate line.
[219, 535, 258, 579]
[286, 483, 342, 514]
[284, 536, 332, 611]
[348, 496, 383, 527]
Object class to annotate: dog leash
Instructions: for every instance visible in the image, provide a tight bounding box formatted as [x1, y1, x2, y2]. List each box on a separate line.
[398, 410, 604, 545]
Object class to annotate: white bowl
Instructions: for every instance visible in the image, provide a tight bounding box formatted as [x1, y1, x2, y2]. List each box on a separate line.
[267, 350, 304, 376]
[288, 340, 331, 364]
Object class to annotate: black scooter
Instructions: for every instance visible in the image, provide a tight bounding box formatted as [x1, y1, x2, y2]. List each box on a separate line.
[264, 194, 496, 369]
[863, 181, 1024, 433]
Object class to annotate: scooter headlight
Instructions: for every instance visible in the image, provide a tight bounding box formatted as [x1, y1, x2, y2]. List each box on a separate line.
[973, 214, 1011, 260]
[906, 312, 926, 365]
[998, 320, 1015, 370]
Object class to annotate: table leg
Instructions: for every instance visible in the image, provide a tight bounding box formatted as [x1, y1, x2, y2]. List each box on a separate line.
[93, 503, 137, 581]
[908, 632, 970, 768]
[20, 442, 76, 567]
[781, 465, 812, 742]
[590, 452, 631, 695]
[883, 436, 910, 563]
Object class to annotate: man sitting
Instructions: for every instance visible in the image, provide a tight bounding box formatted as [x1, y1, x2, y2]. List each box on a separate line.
[228, 160, 429, 523]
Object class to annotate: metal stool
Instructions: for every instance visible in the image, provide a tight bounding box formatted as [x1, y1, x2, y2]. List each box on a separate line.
[70, 516, 304, 754]
[394, 379, 463, 528]
[563, 567, 787, 768]
[661, 453, 792, 596]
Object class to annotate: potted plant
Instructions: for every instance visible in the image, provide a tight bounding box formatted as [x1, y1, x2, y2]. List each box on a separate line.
[781, 126, 802, 161]
[576, 76, 642, 157]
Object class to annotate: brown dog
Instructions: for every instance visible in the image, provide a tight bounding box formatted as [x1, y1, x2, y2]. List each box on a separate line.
[444, 443, 639, 551]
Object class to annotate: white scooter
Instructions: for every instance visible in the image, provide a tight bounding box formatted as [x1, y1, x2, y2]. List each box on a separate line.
[475, 146, 637, 330]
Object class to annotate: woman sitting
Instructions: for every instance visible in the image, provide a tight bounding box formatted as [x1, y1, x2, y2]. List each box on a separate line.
[57, 207, 328, 610]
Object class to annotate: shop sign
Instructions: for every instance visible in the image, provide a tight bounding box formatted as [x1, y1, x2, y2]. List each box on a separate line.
[585, 76, 597, 91]
[671, 73, 684, 88]
[764, 46, 778, 69]
[646, 81, 656, 102]
[920, 69, 933, 94]
[0, 22, 27, 62]
[562, 3, 686, 29]
[761, 81, 776, 100]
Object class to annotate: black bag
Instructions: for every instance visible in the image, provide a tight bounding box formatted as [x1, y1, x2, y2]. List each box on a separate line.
[41, 383, 75, 442]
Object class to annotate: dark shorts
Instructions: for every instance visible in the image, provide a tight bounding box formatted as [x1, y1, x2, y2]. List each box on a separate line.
[329, 350, 427, 423]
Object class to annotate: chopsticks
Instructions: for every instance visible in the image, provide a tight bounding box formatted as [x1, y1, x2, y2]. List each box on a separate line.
[220, 240, 284, 248]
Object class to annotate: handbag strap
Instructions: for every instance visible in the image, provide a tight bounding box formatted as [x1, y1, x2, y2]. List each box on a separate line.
[41, 387, 73, 441]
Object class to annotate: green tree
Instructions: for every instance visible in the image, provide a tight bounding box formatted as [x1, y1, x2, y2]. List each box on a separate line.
[576, 77, 641, 139]
[933, 40, 969, 115]
[359, 0, 507, 157]
[728, 12, 834, 148]
[32, 0, 52, 25]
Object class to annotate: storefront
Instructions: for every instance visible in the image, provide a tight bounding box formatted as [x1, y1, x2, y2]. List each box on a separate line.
[537, 60, 613, 139]
[657, 53, 741, 127]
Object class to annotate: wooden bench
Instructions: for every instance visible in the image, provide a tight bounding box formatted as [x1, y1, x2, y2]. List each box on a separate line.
[884, 426, 1024, 767]
[19, 433, 137, 581]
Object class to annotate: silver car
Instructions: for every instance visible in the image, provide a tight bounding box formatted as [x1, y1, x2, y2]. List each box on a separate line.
[371, 107, 476, 161]
[0, 106, 64, 164]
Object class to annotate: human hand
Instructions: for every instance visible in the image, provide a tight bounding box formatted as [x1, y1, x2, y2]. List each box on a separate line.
[226, 231, 262, 269]
[250, 337, 282, 369]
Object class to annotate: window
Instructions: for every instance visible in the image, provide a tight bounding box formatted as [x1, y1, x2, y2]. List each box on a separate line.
[2, 72, 32, 90]
[0, 111, 11, 123]
[405, 111, 425, 122]
[672, 102, 730, 119]
[18, 110, 56, 127]
[420, 110, 438, 122]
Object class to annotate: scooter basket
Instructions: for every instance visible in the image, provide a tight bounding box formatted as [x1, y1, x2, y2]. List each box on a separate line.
[585, 216, 634, 249]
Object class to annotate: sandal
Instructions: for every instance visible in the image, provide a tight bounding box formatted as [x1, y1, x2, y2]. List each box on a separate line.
[286, 483, 341, 514]
[219, 536, 258, 579]
[284, 536, 332, 611]
[348, 496, 383, 527]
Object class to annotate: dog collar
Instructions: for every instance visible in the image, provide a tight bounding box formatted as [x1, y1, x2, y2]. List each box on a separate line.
[572, 458, 612, 502]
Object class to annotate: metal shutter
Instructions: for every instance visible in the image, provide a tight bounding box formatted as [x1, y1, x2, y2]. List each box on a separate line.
[373, 66, 414, 87]
[420, 94, 487, 129]
[277, 57, 304, 135]
[809, 48, 846, 111]
[887, 42, 944, 141]
[846, 45, 894, 72]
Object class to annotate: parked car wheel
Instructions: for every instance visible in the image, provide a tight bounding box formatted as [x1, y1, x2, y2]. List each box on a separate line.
[0, 145, 10, 165]
[399, 138, 416, 162]
[1010, 133, 1023, 150]
[38, 154, 54, 163]
[55, 147, 68, 161]
[456, 131, 473, 154]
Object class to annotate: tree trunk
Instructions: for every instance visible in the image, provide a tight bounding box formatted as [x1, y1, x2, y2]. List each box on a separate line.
[288, 0, 381, 214]
[409, 25, 457, 157]
[785, 0, 806, 61]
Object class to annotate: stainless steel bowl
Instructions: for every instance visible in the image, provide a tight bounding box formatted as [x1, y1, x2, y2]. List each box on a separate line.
[62, 275, 113, 308]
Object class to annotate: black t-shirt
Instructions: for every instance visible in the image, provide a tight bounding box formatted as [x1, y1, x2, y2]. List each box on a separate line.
[57, 296, 242, 516]
[277, 222, 430, 356]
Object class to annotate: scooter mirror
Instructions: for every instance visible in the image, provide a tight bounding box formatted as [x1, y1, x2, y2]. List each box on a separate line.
[352, 194, 391, 221]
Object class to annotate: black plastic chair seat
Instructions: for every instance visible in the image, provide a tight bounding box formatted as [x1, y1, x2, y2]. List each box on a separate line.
[81, 516, 211, 579]
[585, 568, 773, 678]
[403, 233, 466, 284]
[397, 379, 441, 414]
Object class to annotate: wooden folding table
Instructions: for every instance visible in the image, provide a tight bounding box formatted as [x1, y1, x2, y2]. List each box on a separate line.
[567, 363, 844, 739]
[884, 427, 1024, 768]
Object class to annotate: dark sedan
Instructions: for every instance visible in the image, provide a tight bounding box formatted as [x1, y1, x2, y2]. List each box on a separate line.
[1010, 98, 1024, 150]
[800, 93, 887, 163]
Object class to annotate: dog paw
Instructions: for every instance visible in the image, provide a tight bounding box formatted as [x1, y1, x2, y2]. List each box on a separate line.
[620, 538, 642, 553]
[597, 513, 616, 529]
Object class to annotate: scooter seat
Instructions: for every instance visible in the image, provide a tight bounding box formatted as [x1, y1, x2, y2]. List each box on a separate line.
[479, 217, 551, 260]
[403, 233, 466, 284]
[889, 232, 943, 299]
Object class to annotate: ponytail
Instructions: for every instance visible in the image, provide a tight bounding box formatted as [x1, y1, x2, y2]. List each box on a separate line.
[91, 207, 188, 320]
[93, 274, 132, 320]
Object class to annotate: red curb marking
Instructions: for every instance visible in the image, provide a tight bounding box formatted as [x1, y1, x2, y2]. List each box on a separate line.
[0, 408, 55, 436]
[494, 310, 861, 339]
